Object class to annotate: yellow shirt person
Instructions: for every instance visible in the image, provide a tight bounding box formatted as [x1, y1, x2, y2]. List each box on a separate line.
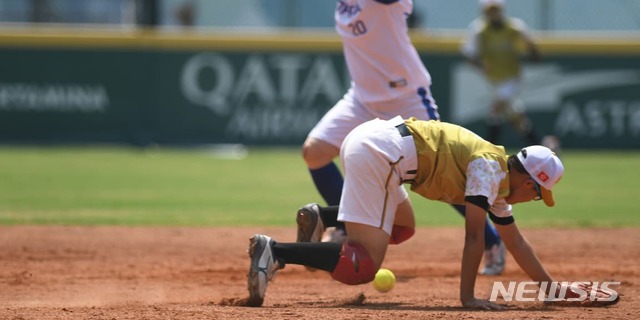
[462, 0, 540, 83]
[460, 0, 555, 150]
[464, 16, 530, 83]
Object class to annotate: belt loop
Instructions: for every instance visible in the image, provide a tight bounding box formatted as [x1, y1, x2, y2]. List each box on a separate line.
[395, 123, 411, 137]
[393, 121, 418, 184]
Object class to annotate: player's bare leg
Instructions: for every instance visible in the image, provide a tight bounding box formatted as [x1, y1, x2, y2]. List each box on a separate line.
[388, 198, 417, 245]
[343, 222, 390, 271]
[343, 198, 416, 267]
[393, 198, 416, 229]
[320, 196, 414, 244]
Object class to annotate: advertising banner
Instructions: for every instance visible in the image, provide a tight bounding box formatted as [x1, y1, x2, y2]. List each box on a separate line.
[1, 33, 638, 149]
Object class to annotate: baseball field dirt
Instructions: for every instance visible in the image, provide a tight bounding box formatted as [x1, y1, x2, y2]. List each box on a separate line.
[1, 226, 637, 319]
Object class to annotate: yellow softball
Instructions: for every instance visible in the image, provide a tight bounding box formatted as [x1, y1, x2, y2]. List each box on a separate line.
[372, 268, 395, 293]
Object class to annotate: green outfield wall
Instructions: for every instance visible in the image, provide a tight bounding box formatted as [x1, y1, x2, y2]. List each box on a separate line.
[1, 29, 639, 148]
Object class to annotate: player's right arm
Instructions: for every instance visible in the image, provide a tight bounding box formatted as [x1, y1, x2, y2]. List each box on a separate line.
[458, 155, 510, 309]
[460, 201, 505, 310]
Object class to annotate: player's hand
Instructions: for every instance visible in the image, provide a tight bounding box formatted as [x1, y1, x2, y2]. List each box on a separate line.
[462, 297, 506, 310]
[545, 282, 620, 307]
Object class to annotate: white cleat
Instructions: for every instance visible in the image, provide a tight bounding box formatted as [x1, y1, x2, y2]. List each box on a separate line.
[247, 234, 281, 307]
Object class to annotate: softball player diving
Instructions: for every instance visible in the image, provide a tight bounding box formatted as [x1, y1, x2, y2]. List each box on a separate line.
[248, 116, 572, 309]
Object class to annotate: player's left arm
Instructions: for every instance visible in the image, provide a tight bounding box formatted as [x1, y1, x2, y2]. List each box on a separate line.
[491, 211, 554, 292]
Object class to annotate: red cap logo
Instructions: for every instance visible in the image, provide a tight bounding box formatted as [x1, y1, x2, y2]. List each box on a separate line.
[537, 172, 549, 182]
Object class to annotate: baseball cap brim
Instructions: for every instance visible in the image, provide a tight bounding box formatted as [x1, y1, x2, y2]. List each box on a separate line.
[540, 186, 554, 207]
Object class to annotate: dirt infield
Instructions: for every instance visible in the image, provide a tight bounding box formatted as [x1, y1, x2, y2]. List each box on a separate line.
[1, 226, 637, 319]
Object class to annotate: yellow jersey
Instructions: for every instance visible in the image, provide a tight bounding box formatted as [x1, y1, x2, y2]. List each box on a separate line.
[404, 118, 510, 205]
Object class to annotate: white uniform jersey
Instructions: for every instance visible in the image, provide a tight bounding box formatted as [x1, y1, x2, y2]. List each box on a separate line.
[335, 0, 432, 105]
[307, 0, 439, 149]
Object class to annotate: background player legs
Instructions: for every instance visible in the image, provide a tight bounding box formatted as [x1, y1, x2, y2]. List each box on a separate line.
[486, 100, 508, 144]
[509, 100, 541, 145]
[488, 98, 541, 145]
[507, 101, 563, 154]
[487, 113, 503, 145]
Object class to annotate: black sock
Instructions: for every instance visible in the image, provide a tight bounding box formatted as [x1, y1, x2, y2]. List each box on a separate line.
[272, 241, 342, 272]
[319, 205, 346, 231]
[319, 205, 339, 227]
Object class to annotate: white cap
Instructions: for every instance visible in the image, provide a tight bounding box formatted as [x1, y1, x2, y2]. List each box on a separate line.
[516, 146, 564, 207]
[480, 0, 504, 8]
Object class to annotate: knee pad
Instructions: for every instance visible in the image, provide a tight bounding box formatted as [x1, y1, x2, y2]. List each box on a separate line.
[331, 242, 376, 285]
[389, 225, 415, 245]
